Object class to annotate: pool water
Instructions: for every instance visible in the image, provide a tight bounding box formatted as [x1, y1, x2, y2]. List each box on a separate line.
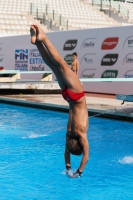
[0, 103, 133, 200]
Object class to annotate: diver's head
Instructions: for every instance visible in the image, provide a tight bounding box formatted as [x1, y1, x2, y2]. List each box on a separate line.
[72, 52, 77, 61]
[67, 138, 83, 155]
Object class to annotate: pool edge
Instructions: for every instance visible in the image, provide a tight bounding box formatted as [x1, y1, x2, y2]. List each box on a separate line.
[0, 97, 133, 122]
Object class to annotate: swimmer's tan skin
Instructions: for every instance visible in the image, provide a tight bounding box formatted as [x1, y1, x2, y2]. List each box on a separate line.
[71, 54, 79, 76]
[30, 25, 89, 175]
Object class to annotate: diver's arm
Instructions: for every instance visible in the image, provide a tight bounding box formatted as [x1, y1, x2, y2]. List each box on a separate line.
[76, 60, 80, 76]
[78, 136, 89, 172]
[65, 144, 71, 167]
[65, 144, 73, 178]
[73, 136, 89, 178]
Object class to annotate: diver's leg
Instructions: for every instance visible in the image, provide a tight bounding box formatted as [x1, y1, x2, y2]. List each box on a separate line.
[32, 25, 83, 93]
[30, 26, 66, 90]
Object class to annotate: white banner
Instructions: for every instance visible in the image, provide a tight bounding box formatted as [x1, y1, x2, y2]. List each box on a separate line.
[0, 25, 133, 94]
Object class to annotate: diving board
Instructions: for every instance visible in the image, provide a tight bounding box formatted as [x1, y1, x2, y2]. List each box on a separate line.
[0, 70, 20, 82]
[19, 71, 51, 74]
[80, 78, 133, 99]
[116, 94, 133, 103]
[19, 70, 52, 82]
[80, 78, 133, 82]
[0, 70, 52, 82]
[0, 70, 20, 74]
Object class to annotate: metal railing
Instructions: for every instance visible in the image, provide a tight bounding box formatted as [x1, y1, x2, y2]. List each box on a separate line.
[90, 0, 133, 20]
[30, 3, 69, 30]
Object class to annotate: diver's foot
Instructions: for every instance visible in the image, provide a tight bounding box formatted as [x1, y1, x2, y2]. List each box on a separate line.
[32, 25, 46, 42]
[30, 25, 37, 44]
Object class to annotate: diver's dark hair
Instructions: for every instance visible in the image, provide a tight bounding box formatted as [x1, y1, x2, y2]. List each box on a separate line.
[72, 52, 77, 56]
[67, 138, 83, 155]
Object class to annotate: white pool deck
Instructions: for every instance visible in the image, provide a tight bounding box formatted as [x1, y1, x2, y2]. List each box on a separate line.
[0, 92, 133, 121]
[0, 76, 133, 120]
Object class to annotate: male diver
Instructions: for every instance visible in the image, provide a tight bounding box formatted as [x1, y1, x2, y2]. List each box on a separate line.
[71, 52, 79, 76]
[30, 25, 89, 178]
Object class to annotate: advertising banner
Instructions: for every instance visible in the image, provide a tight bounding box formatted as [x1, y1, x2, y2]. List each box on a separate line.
[0, 25, 133, 94]
[0, 42, 4, 70]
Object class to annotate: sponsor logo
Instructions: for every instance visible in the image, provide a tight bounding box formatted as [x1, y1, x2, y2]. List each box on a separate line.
[0, 66, 4, 70]
[123, 36, 133, 48]
[84, 57, 93, 64]
[124, 70, 133, 78]
[0, 43, 4, 51]
[128, 39, 133, 46]
[101, 70, 118, 78]
[80, 53, 95, 67]
[80, 69, 95, 78]
[81, 38, 96, 49]
[0, 57, 3, 62]
[101, 37, 119, 50]
[63, 40, 77, 51]
[101, 54, 118, 66]
[29, 57, 44, 65]
[29, 49, 45, 71]
[123, 53, 133, 65]
[30, 65, 45, 71]
[15, 49, 28, 71]
[15, 49, 28, 60]
[84, 42, 94, 48]
[29, 49, 41, 57]
[125, 57, 133, 63]
[64, 54, 73, 65]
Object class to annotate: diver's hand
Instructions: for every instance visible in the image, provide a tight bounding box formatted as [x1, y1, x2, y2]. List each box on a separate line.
[73, 169, 82, 178]
[66, 165, 73, 178]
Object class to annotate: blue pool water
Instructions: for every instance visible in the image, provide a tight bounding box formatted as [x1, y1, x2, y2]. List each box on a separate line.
[0, 103, 133, 200]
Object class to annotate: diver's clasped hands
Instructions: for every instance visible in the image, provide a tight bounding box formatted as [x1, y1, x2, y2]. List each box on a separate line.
[66, 165, 82, 178]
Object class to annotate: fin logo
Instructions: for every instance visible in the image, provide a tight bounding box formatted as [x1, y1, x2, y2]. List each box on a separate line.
[101, 54, 118, 66]
[15, 49, 28, 60]
[15, 49, 28, 71]
[101, 70, 118, 78]
[101, 37, 119, 50]
[63, 40, 77, 51]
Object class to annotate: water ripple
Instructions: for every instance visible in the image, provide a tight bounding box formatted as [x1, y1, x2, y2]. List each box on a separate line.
[119, 156, 133, 164]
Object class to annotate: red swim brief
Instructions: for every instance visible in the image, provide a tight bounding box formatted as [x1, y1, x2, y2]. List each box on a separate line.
[62, 87, 84, 102]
